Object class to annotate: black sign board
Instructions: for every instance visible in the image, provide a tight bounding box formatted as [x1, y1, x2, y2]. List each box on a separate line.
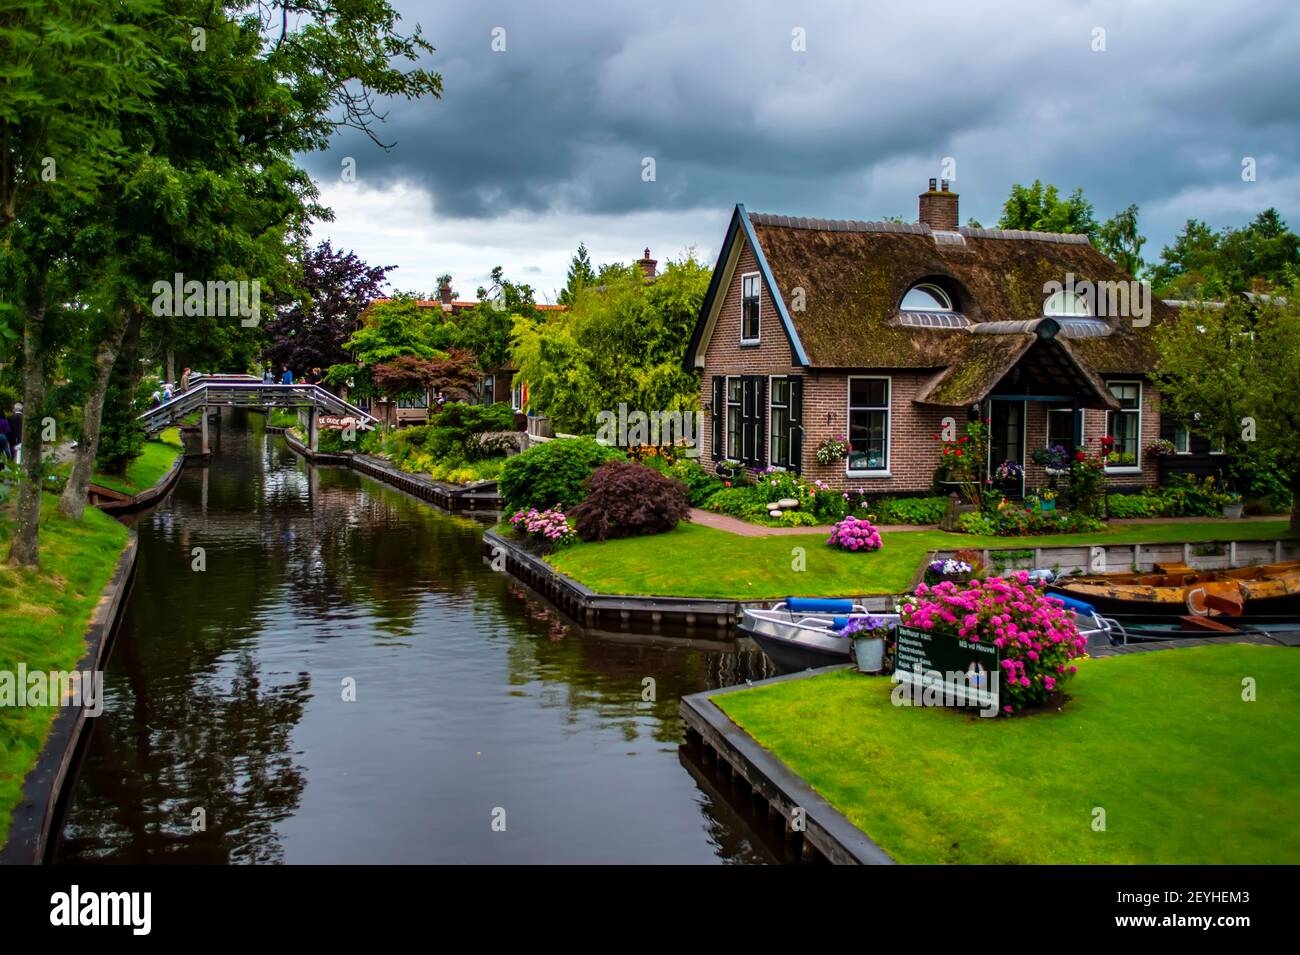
[895, 624, 1000, 709]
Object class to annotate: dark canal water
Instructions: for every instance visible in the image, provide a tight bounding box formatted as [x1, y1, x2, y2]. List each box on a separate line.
[52, 411, 779, 864]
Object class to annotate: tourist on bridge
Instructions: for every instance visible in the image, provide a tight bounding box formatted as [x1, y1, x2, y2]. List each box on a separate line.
[179, 367, 191, 393]
[162, 381, 174, 402]
[262, 365, 275, 383]
[281, 365, 294, 385]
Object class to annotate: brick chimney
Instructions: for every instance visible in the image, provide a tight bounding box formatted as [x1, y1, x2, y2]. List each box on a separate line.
[638, 247, 657, 281]
[438, 276, 453, 305]
[918, 178, 959, 231]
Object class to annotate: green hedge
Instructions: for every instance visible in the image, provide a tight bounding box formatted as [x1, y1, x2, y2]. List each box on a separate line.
[499, 437, 626, 512]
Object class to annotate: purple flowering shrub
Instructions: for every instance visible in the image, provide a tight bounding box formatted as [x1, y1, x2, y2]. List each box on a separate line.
[899, 572, 1087, 713]
[570, 460, 690, 542]
[509, 505, 574, 551]
[827, 515, 883, 552]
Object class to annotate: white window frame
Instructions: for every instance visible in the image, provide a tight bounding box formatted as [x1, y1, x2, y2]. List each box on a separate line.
[846, 375, 891, 477]
[900, 282, 953, 312]
[511, 379, 525, 411]
[397, 390, 429, 410]
[725, 375, 743, 461]
[768, 375, 790, 470]
[1172, 423, 1191, 455]
[1105, 380, 1142, 473]
[1044, 406, 1077, 452]
[740, 272, 761, 345]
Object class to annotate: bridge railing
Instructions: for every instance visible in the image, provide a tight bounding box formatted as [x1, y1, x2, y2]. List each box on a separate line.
[136, 382, 378, 434]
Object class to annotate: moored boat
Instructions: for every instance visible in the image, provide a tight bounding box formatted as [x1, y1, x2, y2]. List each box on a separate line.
[1048, 560, 1300, 617]
[740, 595, 1119, 674]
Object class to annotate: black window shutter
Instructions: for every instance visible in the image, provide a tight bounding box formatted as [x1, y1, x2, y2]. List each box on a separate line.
[712, 376, 724, 460]
[740, 377, 754, 464]
[754, 376, 767, 468]
[788, 377, 803, 474]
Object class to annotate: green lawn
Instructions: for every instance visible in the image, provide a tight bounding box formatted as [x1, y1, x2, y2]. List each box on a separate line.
[79, 439, 182, 497]
[715, 644, 1300, 864]
[545, 520, 1295, 599]
[0, 498, 130, 844]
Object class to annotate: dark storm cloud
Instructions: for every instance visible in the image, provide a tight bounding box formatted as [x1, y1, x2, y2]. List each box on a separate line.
[305, 0, 1300, 247]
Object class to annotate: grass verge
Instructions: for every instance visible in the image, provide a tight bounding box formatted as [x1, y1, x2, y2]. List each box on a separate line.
[0, 497, 130, 844]
[715, 644, 1300, 863]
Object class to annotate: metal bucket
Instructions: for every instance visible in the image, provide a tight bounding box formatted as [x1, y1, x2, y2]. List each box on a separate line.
[852, 635, 886, 673]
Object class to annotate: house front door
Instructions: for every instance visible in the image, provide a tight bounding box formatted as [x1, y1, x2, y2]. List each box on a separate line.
[989, 400, 1026, 497]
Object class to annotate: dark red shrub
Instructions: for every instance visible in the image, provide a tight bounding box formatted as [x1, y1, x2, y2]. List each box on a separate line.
[571, 460, 691, 541]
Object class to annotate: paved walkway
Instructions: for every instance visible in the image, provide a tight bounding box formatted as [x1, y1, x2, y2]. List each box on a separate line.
[689, 508, 1285, 538]
[688, 508, 936, 536]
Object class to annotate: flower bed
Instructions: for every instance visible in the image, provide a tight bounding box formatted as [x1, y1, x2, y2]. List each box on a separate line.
[898, 573, 1087, 713]
[508, 506, 574, 552]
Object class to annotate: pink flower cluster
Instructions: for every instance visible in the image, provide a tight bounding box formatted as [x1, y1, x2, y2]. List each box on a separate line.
[828, 515, 883, 552]
[899, 572, 1086, 712]
[509, 505, 572, 542]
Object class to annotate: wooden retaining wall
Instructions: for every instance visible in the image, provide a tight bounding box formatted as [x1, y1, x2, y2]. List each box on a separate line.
[935, 538, 1300, 576]
[90, 453, 185, 515]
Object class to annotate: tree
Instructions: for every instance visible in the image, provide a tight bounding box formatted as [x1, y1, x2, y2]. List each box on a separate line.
[449, 266, 542, 373]
[558, 243, 596, 305]
[1149, 210, 1300, 299]
[998, 180, 1099, 239]
[1152, 286, 1300, 531]
[266, 241, 394, 374]
[1098, 203, 1146, 276]
[325, 295, 441, 401]
[512, 253, 709, 433]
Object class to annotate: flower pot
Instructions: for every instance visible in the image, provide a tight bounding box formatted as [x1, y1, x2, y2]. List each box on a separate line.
[1222, 502, 1245, 519]
[1039, 499, 1056, 512]
[852, 635, 886, 674]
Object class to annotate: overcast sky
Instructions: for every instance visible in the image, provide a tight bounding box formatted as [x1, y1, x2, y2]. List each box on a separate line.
[304, 0, 1300, 302]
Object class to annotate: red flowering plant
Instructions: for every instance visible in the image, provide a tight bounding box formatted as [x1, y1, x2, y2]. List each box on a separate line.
[934, 420, 988, 507]
[1061, 438, 1108, 517]
[899, 573, 1087, 713]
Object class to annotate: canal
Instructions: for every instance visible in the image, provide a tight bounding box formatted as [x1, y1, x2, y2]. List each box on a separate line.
[53, 411, 780, 864]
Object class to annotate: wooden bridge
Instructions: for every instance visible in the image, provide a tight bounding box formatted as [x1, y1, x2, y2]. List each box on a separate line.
[136, 374, 377, 454]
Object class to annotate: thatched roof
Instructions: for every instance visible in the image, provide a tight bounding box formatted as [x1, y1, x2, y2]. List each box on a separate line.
[687, 206, 1173, 405]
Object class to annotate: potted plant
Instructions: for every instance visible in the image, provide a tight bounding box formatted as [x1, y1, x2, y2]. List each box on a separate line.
[1222, 492, 1245, 519]
[840, 614, 891, 673]
[1039, 488, 1057, 512]
[815, 434, 848, 465]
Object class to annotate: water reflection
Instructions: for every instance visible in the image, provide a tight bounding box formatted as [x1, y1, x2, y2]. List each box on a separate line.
[55, 411, 777, 864]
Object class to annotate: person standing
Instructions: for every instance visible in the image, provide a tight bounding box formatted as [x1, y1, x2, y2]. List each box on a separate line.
[8, 402, 22, 465]
[262, 365, 275, 384]
[281, 365, 294, 385]
[0, 411, 12, 459]
[179, 367, 191, 393]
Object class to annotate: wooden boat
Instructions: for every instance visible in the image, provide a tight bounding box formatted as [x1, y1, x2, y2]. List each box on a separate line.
[739, 597, 1117, 675]
[1110, 613, 1300, 642]
[1048, 559, 1300, 617]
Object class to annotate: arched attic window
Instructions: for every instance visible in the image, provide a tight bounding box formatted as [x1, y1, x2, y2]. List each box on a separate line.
[900, 282, 953, 311]
[1043, 288, 1091, 317]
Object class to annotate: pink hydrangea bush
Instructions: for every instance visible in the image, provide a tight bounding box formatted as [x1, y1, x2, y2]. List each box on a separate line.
[828, 515, 883, 552]
[509, 505, 574, 550]
[898, 572, 1086, 713]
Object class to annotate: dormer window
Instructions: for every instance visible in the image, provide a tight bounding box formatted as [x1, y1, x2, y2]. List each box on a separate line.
[901, 283, 953, 311]
[1044, 289, 1091, 317]
[741, 273, 761, 343]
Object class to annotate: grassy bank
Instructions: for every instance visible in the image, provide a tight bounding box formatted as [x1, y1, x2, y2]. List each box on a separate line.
[545, 519, 1295, 599]
[716, 644, 1300, 864]
[65, 436, 182, 497]
[0, 498, 130, 844]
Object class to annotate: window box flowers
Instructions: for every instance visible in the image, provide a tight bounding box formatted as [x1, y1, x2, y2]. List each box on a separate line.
[828, 515, 883, 552]
[898, 573, 1088, 713]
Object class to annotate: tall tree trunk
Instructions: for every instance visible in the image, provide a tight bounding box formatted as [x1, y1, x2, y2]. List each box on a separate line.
[59, 309, 134, 520]
[166, 349, 174, 384]
[7, 277, 47, 567]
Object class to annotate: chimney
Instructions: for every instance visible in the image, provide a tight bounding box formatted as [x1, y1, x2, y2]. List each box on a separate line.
[638, 247, 657, 281]
[438, 276, 453, 305]
[918, 179, 959, 231]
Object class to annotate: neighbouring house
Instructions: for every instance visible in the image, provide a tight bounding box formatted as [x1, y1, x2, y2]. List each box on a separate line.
[684, 180, 1224, 498]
